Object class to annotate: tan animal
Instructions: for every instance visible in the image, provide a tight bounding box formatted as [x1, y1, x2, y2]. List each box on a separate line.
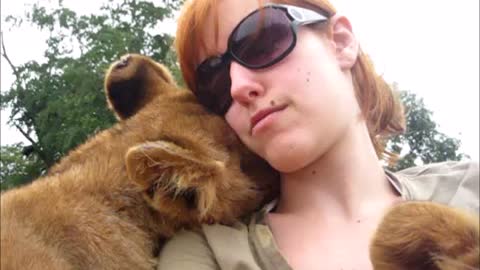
[371, 201, 479, 270]
[1, 54, 279, 270]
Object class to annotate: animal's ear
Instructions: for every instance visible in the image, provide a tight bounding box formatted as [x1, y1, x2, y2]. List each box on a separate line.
[125, 140, 225, 215]
[370, 201, 480, 270]
[104, 54, 177, 120]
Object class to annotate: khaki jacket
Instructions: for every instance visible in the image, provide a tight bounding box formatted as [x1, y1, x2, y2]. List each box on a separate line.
[157, 161, 479, 270]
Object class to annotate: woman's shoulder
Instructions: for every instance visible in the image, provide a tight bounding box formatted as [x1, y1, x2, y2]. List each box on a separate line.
[396, 160, 478, 177]
[157, 228, 220, 270]
[158, 220, 264, 270]
[392, 160, 479, 212]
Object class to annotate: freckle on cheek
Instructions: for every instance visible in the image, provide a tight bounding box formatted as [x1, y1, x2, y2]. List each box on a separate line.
[270, 100, 275, 106]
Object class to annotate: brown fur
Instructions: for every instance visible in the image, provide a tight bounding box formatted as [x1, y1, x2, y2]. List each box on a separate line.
[1, 54, 279, 270]
[370, 201, 479, 270]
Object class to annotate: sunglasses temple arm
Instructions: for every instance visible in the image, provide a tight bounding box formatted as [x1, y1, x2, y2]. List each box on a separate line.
[287, 6, 328, 25]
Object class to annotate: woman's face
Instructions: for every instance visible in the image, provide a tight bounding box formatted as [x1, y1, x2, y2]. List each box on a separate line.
[200, 0, 361, 173]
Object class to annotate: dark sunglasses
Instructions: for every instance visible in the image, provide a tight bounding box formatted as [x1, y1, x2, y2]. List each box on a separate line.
[195, 3, 329, 115]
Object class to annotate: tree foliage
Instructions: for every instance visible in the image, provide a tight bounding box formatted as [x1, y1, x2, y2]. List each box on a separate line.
[1, 0, 182, 178]
[0, 0, 467, 189]
[386, 87, 467, 171]
[0, 143, 44, 191]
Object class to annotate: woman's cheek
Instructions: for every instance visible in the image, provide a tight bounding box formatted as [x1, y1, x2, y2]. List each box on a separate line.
[225, 106, 247, 136]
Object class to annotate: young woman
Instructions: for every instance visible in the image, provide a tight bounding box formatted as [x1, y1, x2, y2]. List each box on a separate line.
[158, 0, 479, 269]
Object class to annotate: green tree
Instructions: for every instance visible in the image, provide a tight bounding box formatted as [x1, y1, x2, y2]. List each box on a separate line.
[1, 0, 182, 185]
[386, 86, 468, 171]
[0, 143, 44, 191]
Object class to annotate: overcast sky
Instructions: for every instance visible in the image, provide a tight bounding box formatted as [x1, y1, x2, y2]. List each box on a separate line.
[1, 0, 478, 161]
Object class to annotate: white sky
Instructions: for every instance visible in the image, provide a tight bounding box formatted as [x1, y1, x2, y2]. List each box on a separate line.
[1, 0, 478, 161]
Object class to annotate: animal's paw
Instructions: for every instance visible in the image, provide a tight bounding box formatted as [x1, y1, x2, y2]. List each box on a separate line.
[104, 54, 176, 120]
[370, 201, 479, 270]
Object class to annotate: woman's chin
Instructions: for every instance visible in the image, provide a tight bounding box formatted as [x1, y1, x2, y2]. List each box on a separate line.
[262, 135, 336, 174]
[264, 148, 312, 174]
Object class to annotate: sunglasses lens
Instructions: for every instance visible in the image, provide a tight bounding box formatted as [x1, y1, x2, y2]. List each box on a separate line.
[196, 58, 232, 115]
[230, 7, 294, 67]
[195, 7, 295, 115]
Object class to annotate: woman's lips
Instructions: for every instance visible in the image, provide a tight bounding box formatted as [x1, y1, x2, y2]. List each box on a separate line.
[250, 104, 287, 135]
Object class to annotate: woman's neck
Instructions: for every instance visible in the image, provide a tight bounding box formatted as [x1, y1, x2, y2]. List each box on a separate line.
[274, 121, 400, 223]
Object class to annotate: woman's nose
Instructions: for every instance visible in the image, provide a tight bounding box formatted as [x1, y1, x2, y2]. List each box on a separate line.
[229, 62, 265, 105]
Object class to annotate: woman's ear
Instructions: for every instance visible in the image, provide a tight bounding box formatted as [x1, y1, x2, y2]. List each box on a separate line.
[329, 14, 359, 69]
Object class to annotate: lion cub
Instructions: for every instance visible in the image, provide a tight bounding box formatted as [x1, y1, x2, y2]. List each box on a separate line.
[1, 54, 278, 270]
[371, 201, 479, 270]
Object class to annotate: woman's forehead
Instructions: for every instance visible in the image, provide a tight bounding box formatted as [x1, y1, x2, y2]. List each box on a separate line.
[199, 0, 261, 61]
